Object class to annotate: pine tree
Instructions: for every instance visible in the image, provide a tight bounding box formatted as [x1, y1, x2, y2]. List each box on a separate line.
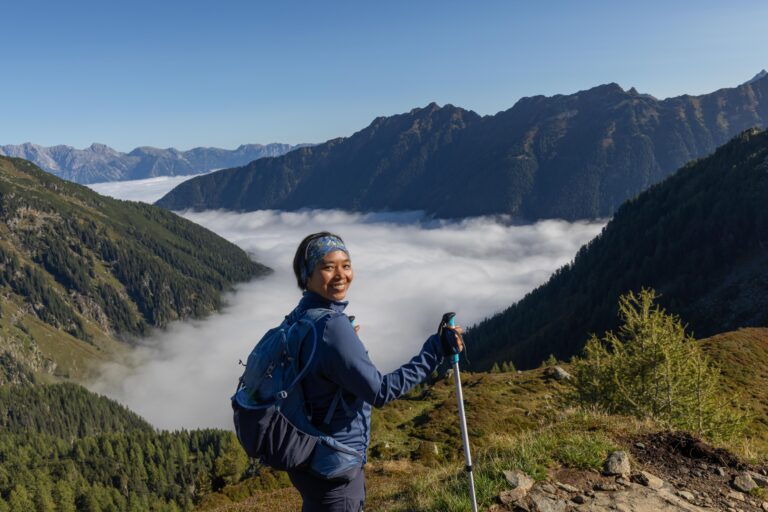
[8, 485, 35, 511]
[572, 288, 746, 440]
[490, 362, 501, 373]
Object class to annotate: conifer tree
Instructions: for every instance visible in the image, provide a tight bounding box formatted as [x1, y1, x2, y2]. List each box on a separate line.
[572, 288, 746, 440]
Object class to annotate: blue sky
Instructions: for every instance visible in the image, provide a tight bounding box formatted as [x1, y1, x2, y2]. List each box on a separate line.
[2, 0, 766, 151]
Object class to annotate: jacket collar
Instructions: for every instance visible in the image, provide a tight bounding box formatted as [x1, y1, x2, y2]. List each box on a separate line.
[297, 290, 348, 313]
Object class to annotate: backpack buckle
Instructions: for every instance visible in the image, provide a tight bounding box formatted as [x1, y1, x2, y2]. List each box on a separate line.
[276, 390, 288, 400]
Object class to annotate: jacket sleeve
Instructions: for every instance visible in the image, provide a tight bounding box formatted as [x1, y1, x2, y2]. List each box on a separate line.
[319, 314, 444, 408]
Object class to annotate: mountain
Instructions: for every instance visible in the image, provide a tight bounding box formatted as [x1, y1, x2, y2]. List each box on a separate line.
[156, 73, 768, 220]
[465, 128, 768, 370]
[0, 155, 269, 380]
[0, 142, 307, 184]
[745, 69, 768, 85]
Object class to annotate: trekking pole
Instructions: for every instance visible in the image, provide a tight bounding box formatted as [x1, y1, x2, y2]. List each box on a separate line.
[442, 312, 478, 512]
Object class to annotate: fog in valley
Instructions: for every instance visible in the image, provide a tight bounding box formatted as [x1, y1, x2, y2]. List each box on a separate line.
[87, 179, 605, 431]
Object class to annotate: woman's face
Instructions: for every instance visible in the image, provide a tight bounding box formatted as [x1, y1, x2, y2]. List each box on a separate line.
[306, 250, 354, 301]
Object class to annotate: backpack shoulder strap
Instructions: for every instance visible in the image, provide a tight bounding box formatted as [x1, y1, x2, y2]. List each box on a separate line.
[284, 307, 336, 394]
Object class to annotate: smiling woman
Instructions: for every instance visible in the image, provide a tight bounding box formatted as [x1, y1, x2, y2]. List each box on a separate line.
[237, 231, 464, 512]
[295, 232, 354, 302]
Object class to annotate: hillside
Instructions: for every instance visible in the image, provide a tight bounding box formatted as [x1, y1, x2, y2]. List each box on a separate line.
[0, 156, 269, 380]
[465, 128, 768, 370]
[700, 328, 768, 446]
[3, 329, 766, 511]
[0, 142, 305, 184]
[201, 338, 768, 511]
[0, 381, 254, 511]
[157, 73, 768, 220]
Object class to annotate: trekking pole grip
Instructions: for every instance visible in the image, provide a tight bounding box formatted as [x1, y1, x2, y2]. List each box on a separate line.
[440, 312, 460, 362]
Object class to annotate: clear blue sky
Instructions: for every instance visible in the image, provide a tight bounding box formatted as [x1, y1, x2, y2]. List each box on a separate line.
[2, 0, 766, 151]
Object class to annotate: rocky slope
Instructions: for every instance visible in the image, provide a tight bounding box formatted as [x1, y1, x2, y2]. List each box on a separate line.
[0, 142, 306, 183]
[466, 128, 768, 370]
[157, 72, 768, 220]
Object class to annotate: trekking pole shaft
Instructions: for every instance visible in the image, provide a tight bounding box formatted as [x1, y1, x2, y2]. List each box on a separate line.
[452, 354, 478, 512]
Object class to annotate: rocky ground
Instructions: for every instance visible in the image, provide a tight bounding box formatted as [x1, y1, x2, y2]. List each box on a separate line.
[492, 432, 768, 512]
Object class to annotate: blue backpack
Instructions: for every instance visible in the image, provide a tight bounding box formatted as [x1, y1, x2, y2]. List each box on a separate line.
[231, 307, 363, 482]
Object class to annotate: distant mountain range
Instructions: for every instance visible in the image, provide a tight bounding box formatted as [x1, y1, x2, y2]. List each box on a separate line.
[156, 72, 768, 221]
[0, 155, 269, 381]
[465, 128, 768, 370]
[0, 142, 308, 184]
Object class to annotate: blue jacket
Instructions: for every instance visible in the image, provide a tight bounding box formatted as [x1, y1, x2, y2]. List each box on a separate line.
[289, 291, 445, 463]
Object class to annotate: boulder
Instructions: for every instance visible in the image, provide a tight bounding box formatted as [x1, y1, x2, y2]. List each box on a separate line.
[544, 366, 572, 381]
[603, 451, 631, 477]
[632, 470, 664, 489]
[732, 472, 758, 493]
[500, 470, 534, 503]
[749, 470, 768, 488]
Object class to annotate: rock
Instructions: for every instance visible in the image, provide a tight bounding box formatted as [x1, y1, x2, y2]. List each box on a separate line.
[616, 477, 631, 487]
[504, 470, 534, 491]
[634, 442, 646, 449]
[544, 365, 572, 381]
[632, 471, 664, 489]
[761, 501, 768, 511]
[572, 495, 586, 504]
[594, 483, 621, 491]
[539, 483, 557, 495]
[716, 467, 727, 477]
[750, 470, 768, 487]
[530, 493, 567, 512]
[603, 451, 631, 477]
[501, 470, 534, 503]
[498, 490, 521, 506]
[676, 490, 695, 501]
[555, 481, 579, 493]
[726, 490, 746, 502]
[732, 472, 758, 493]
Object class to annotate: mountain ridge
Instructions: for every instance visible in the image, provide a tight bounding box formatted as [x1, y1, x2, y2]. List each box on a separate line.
[0, 142, 310, 184]
[156, 73, 768, 220]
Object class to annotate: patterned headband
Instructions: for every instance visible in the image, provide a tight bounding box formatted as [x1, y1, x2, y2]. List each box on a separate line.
[302, 235, 350, 284]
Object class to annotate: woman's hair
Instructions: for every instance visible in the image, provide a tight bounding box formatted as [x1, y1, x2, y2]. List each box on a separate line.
[292, 231, 346, 290]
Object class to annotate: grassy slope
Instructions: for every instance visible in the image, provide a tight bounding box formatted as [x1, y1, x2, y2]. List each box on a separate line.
[202, 330, 768, 511]
[0, 156, 269, 381]
[700, 327, 768, 455]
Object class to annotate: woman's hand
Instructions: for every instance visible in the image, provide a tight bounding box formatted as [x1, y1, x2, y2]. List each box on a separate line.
[448, 325, 465, 353]
[440, 324, 465, 355]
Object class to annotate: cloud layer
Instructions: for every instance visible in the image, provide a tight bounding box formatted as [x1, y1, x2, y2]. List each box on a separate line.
[85, 180, 604, 430]
[89, 208, 603, 431]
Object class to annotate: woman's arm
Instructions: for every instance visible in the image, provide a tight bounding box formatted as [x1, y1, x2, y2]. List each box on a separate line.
[320, 315, 445, 408]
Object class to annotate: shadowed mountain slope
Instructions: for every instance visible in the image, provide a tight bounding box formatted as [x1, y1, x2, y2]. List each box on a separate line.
[465, 128, 768, 370]
[157, 74, 768, 220]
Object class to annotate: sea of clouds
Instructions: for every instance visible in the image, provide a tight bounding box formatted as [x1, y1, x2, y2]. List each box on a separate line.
[87, 178, 605, 431]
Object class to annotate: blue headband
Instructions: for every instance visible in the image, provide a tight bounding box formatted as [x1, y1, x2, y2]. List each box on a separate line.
[302, 235, 349, 284]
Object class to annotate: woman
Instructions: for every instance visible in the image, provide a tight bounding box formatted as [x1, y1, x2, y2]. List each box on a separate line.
[286, 231, 463, 512]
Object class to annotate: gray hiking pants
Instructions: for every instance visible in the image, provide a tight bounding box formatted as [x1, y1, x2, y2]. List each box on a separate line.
[288, 468, 365, 512]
